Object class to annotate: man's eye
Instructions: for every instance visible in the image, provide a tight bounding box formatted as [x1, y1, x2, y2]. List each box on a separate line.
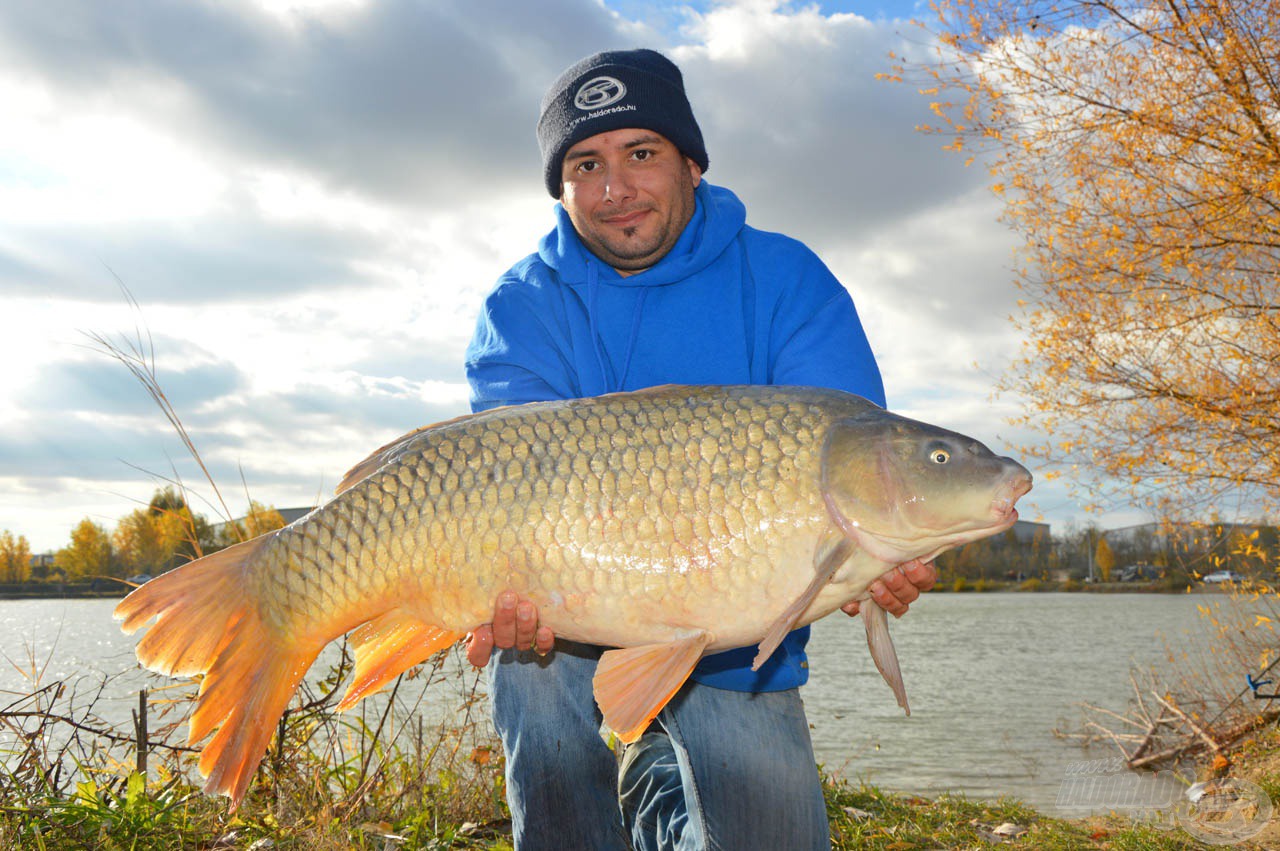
[577, 161, 598, 174]
[632, 149, 652, 161]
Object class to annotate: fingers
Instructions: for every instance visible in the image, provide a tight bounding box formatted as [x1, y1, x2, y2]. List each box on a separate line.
[533, 625, 555, 655]
[491, 590, 519, 648]
[901, 558, 938, 592]
[856, 560, 940, 619]
[470, 589, 555, 667]
[868, 572, 911, 618]
[466, 624, 495, 668]
[514, 600, 538, 650]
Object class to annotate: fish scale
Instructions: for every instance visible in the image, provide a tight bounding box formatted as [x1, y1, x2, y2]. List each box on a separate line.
[245, 388, 818, 646]
[116, 383, 1032, 807]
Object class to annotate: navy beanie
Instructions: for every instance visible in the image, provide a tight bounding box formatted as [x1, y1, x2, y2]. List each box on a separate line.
[537, 49, 709, 198]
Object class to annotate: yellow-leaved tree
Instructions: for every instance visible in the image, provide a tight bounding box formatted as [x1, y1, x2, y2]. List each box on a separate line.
[56, 518, 114, 580]
[216, 500, 288, 547]
[0, 530, 32, 583]
[113, 508, 188, 577]
[1095, 536, 1116, 583]
[902, 0, 1280, 518]
[112, 487, 207, 576]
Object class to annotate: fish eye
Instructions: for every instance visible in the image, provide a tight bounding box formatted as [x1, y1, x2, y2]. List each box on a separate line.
[929, 448, 951, 464]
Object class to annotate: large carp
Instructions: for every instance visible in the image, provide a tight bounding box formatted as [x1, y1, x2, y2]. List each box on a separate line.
[116, 384, 1031, 806]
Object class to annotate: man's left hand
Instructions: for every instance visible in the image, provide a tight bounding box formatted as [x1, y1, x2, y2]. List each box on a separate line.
[842, 559, 937, 619]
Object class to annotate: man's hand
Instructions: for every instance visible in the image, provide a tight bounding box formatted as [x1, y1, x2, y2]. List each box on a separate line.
[466, 589, 556, 667]
[842, 559, 937, 619]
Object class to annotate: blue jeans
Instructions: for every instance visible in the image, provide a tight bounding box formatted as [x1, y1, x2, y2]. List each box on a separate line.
[488, 639, 829, 851]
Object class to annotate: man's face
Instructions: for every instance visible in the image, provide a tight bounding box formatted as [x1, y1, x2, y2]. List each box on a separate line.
[559, 128, 702, 275]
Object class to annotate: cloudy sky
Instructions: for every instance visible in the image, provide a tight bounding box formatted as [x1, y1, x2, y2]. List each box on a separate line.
[0, 0, 1131, 553]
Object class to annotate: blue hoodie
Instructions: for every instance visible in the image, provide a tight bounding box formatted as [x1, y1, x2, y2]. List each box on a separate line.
[465, 182, 885, 692]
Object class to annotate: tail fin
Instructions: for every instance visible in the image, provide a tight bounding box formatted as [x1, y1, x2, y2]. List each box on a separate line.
[115, 534, 323, 808]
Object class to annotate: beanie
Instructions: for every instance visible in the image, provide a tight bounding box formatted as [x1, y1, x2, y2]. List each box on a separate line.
[537, 48, 709, 198]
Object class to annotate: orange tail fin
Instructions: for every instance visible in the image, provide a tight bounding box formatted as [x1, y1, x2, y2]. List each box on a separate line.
[115, 534, 323, 808]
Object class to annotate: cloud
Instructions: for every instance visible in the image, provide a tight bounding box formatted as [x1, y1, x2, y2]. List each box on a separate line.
[0, 216, 385, 303]
[678, 3, 981, 242]
[0, 0, 1123, 550]
[0, 0, 637, 208]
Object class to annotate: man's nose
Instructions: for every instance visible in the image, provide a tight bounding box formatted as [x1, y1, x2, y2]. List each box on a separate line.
[602, 166, 636, 203]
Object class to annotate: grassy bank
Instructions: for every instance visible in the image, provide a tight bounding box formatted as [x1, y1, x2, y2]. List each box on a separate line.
[1, 763, 1251, 850]
[4, 661, 1276, 850]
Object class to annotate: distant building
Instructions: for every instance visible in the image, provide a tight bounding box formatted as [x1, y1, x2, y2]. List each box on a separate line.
[1009, 520, 1051, 546]
[1105, 521, 1268, 551]
[275, 507, 315, 526]
[210, 506, 315, 540]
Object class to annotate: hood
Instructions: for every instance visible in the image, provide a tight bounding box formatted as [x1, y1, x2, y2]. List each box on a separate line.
[537, 181, 747, 287]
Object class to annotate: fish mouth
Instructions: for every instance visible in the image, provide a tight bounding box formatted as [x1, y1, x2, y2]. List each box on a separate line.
[991, 502, 1020, 529]
[990, 471, 1033, 527]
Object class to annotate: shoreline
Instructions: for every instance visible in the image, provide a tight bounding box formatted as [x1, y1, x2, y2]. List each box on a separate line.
[1, 579, 1244, 601]
[0, 583, 130, 600]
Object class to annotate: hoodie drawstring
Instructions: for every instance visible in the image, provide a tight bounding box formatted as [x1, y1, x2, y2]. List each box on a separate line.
[740, 239, 766, 384]
[586, 260, 650, 393]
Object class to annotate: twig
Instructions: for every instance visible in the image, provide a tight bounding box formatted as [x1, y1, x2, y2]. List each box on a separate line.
[0, 710, 197, 754]
[1153, 692, 1222, 755]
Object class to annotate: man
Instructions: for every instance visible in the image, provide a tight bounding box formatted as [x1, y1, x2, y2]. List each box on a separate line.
[463, 49, 936, 851]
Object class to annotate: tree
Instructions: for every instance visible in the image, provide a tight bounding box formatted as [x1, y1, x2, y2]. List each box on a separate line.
[903, 0, 1280, 518]
[1095, 536, 1117, 583]
[113, 504, 189, 576]
[56, 518, 114, 580]
[148, 486, 217, 561]
[216, 500, 287, 547]
[0, 530, 32, 583]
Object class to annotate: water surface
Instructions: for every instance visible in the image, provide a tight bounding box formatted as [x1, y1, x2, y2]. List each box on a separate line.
[0, 592, 1241, 811]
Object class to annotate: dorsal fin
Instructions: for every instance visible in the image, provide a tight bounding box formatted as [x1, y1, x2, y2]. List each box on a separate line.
[336, 409, 490, 494]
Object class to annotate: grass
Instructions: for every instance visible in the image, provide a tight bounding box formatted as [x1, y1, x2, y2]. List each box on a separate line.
[4, 650, 1274, 850]
[824, 779, 1222, 850]
[0, 646, 511, 850]
[1, 754, 1246, 850]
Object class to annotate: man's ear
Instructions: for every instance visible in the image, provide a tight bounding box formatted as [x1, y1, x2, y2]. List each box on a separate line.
[686, 158, 702, 187]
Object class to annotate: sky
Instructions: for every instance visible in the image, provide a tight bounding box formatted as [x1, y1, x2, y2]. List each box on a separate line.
[0, 0, 1141, 553]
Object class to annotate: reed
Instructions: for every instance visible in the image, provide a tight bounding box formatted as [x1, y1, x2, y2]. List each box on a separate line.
[0, 645, 509, 849]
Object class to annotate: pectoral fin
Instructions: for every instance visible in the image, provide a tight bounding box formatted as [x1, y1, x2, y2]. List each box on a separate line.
[752, 531, 855, 671]
[862, 598, 910, 715]
[593, 631, 713, 743]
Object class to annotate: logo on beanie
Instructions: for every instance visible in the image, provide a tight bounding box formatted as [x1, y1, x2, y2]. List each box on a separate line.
[574, 76, 627, 110]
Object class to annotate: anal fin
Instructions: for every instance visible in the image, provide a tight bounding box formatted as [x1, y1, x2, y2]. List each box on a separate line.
[593, 631, 712, 743]
[337, 610, 464, 711]
[862, 598, 910, 715]
[752, 531, 855, 670]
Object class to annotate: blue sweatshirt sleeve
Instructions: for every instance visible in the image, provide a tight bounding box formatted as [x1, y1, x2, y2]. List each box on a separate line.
[753, 234, 886, 407]
[465, 273, 578, 413]
[772, 290, 886, 407]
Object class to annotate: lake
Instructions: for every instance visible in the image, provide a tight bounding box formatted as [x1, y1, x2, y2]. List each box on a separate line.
[0, 591, 1250, 811]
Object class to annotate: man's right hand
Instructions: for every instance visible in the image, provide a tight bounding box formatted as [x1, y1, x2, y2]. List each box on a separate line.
[466, 589, 556, 667]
